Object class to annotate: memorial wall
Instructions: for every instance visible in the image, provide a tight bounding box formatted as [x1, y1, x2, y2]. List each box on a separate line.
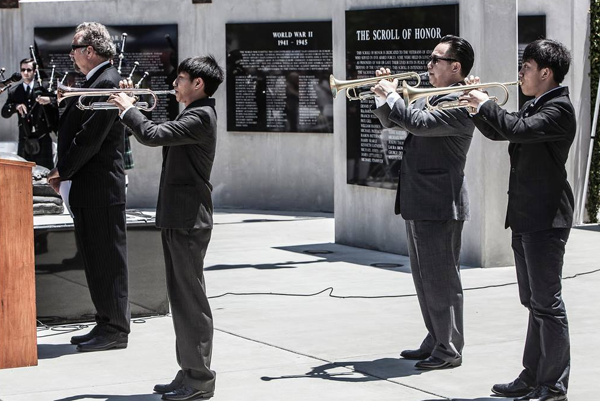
[226, 21, 333, 133]
[0, 0, 590, 267]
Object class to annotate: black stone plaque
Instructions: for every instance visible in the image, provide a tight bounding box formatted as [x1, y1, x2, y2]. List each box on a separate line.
[0, 0, 18, 8]
[345, 5, 458, 188]
[518, 15, 546, 109]
[226, 21, 333, 133]
[34, 24, 179, 123]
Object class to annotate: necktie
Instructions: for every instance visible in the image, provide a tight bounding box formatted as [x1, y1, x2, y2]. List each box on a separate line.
[25, 85, 30, 98]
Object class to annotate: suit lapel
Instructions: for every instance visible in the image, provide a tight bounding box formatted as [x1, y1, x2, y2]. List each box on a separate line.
[522, 87, 569, 117]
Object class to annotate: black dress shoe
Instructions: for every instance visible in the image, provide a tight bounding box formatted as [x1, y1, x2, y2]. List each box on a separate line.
[154, 370, 185, 394]
[414, 355, 461, 370]
[400, 348, 431, 360]
[514, 385, 567, 401]
[70, 326, 99, 345]
[162, 384, 214, 400]
[492, 377, 535, 397]
[76, 334, 128, 352]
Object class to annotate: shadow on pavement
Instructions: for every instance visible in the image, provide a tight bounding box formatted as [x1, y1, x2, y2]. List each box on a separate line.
[574, 224, 600, 232]
[423, 398, 512, 401]
[205, 259, 320, 270]
[261, 357, 427, 383]
[37, 343, 79, 359]
[54, 395, 161, 401]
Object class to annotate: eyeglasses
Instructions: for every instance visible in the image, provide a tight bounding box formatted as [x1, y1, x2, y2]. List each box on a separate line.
[70, 44, 90, 51]
[20, 68, 33, 72]
[428, 55, 457, 65]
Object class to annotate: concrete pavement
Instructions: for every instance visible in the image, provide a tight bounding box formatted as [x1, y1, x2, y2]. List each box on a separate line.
[0, 210, 598, 400]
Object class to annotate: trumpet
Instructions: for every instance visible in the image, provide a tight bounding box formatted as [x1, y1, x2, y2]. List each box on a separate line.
[56, 83, 175, 112]
[330, 72, 426, 101]
[401, 80, 521, 111]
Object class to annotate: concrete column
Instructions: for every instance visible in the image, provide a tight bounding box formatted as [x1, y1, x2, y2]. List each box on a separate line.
[334, 0, 518, 267]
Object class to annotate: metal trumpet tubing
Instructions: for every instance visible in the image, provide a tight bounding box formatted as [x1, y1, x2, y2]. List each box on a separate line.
[400, 80, 521, 111]
[56, 84, 174, 112]
[330, 71, 427, 101]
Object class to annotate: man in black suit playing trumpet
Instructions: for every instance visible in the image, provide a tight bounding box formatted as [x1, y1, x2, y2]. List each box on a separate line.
[460, 39, 574, 401]
[370, 35, 475, 370]
[108, 55, 224, 401]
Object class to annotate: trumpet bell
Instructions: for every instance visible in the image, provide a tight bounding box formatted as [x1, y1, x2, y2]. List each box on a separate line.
[330, 75, 339, 99]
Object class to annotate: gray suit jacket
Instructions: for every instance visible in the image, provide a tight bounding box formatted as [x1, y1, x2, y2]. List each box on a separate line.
[122, 97, 217, 230]
[372, 92, 474, 221]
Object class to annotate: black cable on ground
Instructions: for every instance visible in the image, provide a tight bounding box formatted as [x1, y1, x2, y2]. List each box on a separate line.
[207, 266, 600, 300]
[36, 268, 600, 336]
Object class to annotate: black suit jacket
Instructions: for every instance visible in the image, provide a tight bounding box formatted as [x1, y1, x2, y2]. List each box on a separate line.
[472, 86, 575, 233]
[56, 63, 126, 208]
[372, 91, 474, 221]
[1, 82, 56, 139]
[121, 97, 217, 229]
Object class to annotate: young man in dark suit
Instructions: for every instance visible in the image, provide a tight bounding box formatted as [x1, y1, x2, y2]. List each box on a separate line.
[2, 58, 57, 169]
[109, 55, 224, 401]
[370, 35, 475, 370]
[460, 39, 574, 401]
[48, 22, 130, 352]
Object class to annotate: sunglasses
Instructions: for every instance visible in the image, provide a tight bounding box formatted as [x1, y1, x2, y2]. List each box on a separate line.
[20, 68, 33, 72]
[428, 55, 457, 65]
[71, 44, 91, 51]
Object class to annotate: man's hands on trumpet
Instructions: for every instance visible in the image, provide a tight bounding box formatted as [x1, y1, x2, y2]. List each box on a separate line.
[459, 75, 489, 112]
[107, 79, 135, 113]
[371, 68, 398, 100]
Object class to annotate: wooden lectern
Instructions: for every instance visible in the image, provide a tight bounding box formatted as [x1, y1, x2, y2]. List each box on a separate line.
[0, 158, 37, 369]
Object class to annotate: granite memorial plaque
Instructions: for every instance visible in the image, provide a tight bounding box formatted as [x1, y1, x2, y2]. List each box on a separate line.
[345, 5, 458, 188]
[226, 21, 333, 133]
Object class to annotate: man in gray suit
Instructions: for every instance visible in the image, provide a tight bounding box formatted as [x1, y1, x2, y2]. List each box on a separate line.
[109, 56, 224, 400]
[371, 35, 475, 370]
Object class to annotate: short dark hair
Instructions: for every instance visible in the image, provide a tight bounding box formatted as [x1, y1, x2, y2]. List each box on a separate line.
[20, 58, 36, 70]
[177, 55, 224, 97]
[522, 39, 571, 84]
[439, 35, 474, 78]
